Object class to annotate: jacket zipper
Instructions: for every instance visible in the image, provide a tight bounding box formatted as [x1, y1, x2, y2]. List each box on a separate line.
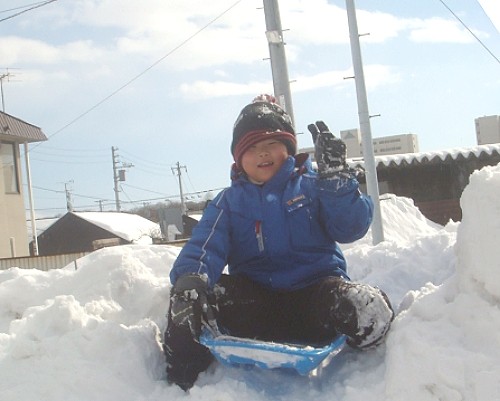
[255, 220, 264, 252]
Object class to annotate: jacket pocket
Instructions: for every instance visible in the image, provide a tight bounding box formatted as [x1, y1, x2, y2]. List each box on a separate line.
[285, 196, 329, 249]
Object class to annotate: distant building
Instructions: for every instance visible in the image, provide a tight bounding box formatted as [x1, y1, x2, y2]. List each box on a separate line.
[300, 131, 419, 160]
[34, 212, 161, 256]
[475, 115, 500, 145]
[372, 134, 419, 155]
[340, 129, 362, 158]
[339, 129, 419, 157]
[353, 144, 500, 225]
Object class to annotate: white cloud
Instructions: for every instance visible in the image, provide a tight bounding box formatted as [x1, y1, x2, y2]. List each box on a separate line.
[408, 18, 478, 43]
[179, 79, 273, 100]
[3, 1, 483, 78]
[477, 0, 500, 33]
[0, 37, 59, 64]
[179, 64, 400, 100]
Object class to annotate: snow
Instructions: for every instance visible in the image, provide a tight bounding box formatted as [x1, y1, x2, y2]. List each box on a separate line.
[1, 164, 500, 400]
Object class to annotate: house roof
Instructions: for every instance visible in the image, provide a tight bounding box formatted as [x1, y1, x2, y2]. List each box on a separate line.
[0, 111, 47, 143]
[71, 212, 161, 244]
[348, 143, 500, 169]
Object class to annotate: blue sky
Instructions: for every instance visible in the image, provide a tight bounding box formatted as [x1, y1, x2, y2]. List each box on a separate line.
[1, 0, 499, 216]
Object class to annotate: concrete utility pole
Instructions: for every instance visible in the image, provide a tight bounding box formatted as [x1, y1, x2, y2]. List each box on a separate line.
[345, 0, 384, 244]
[64, 181, 74, 212]
[24, 142, 38, 256]
[111, 146, 133, 212]
[0, 71, 12, 112]
[262, 0, 295, 127]
[171, 162, 187, 216]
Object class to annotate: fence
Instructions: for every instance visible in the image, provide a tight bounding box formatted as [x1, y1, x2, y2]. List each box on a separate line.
[0, 252, 90, 272]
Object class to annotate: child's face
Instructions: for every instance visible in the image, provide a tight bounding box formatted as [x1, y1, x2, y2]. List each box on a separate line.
[240, 138, 289, 184]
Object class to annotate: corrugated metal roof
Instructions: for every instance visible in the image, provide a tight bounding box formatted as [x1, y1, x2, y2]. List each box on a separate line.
[349, 143, 500, 169]
[0, 111, 47, 143]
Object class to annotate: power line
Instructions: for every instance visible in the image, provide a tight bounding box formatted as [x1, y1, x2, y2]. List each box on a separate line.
[29, 0, 244, 149]
[120, 149, 174, 169]
[1, 1, 53, 14]
[438, 0, 500, 65]
[0, 0, 57, 23]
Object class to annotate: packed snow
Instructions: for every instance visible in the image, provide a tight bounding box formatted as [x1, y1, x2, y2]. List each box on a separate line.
[1, 164, 500, 400]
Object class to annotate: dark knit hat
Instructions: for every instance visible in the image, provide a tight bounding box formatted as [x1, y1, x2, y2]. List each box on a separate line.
[231, 95, 296, 167]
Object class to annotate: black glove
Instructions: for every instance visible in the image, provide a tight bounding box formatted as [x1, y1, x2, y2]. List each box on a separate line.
[170, 274, 219, 339]
[307, 121, 348, 178]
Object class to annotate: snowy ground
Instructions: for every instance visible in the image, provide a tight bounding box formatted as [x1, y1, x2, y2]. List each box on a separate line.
[1, 164, 500, 401]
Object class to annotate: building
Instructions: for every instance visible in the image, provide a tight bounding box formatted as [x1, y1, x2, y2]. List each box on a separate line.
[372, 134, 419, 156]
[475, 115, 500, 145]
[35, 212, 161, 256]
[0, 111, 47, 258]
[340, 129, 362, 158]
[353, 144, 500, 225]
[340, 129, 419, 157]
[300, 131, 419, 160]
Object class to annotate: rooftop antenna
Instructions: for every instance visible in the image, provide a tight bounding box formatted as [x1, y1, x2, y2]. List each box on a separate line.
[0, 70, 12, 112]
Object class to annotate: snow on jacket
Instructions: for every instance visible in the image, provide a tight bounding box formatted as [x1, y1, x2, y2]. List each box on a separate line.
[170, 154, 373, 291]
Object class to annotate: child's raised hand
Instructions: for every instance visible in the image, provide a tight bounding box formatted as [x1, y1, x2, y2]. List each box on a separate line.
[307, 121, 348, 178]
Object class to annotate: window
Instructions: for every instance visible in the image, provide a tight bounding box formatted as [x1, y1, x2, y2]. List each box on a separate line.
[1, 142, 20, 193]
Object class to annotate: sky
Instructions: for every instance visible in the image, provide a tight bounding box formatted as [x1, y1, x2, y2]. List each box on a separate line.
[0, 0, 499, 217]
[0, 164, 499, 400]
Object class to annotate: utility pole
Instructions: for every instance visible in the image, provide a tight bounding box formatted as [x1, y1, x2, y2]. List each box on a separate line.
[262, 0, 295, 127]
[64, 180, 74, 212]
[171, 162, 187, 216]
[111, 147, 133, 212]
[95, 200, 104, 212]
[24, 142, 38, 256]
[0, 71, 12, 112]
[345, 0, 384, 244]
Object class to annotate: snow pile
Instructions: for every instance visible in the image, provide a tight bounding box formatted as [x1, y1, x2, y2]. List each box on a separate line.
[0, 164, 499, 400]
[383, 164, 500, 401]
[0, 246, 178, 400]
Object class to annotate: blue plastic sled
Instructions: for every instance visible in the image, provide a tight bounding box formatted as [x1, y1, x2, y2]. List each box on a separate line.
[200, 330, 347, 375]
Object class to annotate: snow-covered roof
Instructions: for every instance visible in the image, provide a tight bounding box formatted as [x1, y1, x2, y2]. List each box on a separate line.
[348, 143, 500, 168]
[72, 212, 161, 244]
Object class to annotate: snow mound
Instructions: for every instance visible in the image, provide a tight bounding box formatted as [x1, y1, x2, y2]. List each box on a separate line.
[0, 245, 179, 401]
[384, 164, 500, 401]
[456, 165, 500, 298]
[352, 193, 444, 246]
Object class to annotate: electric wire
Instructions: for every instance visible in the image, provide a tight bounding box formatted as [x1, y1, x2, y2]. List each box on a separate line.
[438, 0, 500, 65]
[0, 0, 57, 23]
[28, 0, 245, 150]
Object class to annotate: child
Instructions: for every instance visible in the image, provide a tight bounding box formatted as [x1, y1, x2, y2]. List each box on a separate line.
[164, 95, 394, 391]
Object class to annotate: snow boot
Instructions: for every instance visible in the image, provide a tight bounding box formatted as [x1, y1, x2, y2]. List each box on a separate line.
[328, 278, 394, 349]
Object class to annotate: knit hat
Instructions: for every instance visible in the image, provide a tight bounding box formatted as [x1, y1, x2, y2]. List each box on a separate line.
[231, 94, 296, 167]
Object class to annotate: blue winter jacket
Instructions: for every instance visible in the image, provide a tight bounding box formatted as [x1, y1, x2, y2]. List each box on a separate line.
[170, 154, 373, 291]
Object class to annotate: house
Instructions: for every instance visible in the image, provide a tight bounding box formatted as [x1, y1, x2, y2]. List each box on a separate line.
[35, 211, 162, 256]
[0, 111, 47, 258]
[352, 144, 500, 225]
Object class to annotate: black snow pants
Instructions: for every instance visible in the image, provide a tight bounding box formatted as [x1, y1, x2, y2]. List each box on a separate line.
[163, 274, 350, 390]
